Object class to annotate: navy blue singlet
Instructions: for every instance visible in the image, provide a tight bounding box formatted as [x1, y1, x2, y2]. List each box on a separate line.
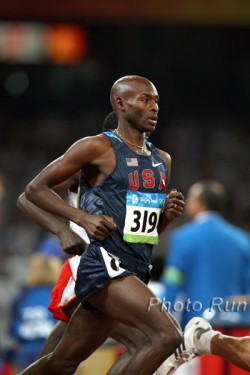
[79, 131, 168, 264]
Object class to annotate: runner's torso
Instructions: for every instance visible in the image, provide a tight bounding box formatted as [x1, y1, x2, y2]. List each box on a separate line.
[79, 131, 168, 263]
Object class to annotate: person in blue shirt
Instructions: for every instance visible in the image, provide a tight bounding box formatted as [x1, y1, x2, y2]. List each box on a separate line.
[162, 180, 250, 329]
[7, 243, 62, 373]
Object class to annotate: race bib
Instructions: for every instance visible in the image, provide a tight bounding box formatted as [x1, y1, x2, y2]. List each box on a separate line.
[123, 191, 166, 244]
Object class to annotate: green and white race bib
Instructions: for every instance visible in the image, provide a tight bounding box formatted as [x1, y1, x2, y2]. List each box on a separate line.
[123, 190, 166, 244]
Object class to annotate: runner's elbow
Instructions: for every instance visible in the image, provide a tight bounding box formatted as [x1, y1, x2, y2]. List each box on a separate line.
[25, 181, 40, 202]
[16, 192, 25, 210]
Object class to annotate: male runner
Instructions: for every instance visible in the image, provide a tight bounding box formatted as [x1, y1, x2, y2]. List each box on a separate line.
[18, 111, 188, 374]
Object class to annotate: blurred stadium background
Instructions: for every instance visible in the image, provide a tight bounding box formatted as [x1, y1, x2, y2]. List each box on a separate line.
[0, 1, 249, 374]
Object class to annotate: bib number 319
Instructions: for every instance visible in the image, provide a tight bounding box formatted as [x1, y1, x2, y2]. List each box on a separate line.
[123, 191, 166, 245]
[131, 209, 158, 233]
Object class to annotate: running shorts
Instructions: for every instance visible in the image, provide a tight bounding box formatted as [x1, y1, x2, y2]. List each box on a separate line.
[75, 242, 152, 306]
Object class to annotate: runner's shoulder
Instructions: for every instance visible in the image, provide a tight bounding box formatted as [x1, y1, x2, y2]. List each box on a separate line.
[155, 148, 171, 169]
[69, 133, 112, 155]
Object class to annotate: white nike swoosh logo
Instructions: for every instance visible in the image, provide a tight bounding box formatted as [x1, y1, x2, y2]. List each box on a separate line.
[152, 162, 163, 167]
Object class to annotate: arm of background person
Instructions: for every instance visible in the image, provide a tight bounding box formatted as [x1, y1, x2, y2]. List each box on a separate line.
[17, 173, 86, 255]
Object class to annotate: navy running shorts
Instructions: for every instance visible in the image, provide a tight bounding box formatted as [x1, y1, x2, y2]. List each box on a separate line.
[75, 242, 152, 307]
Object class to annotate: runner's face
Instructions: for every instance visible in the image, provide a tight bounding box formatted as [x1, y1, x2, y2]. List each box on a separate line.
[123, 80, 159, 133]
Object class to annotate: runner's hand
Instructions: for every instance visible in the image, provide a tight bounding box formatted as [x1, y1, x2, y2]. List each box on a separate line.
[58, 228, 87, 256]
[164, 189, 185, 221]
[77, 213, 117, 241]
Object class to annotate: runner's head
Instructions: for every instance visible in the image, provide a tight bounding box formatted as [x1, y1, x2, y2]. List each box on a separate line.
[110, 75, 159, 134]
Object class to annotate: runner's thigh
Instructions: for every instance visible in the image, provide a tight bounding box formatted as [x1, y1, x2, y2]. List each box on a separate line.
[87, 275, 176, 336]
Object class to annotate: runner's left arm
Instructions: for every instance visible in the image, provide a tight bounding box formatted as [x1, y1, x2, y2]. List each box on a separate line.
[157, 150, 185, 234]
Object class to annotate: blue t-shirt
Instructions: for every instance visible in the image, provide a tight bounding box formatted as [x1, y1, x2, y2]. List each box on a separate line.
[8, 285, 56, 367]
[162, 214, 250, 328]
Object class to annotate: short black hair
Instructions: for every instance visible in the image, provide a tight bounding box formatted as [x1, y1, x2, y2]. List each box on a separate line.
[198, 181, 227, 212]
[102, 111, 118, 132]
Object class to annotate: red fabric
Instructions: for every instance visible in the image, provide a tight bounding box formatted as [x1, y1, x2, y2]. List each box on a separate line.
[48, 258, 77, 322]
[200, 354, 224, 375]
[0, 363, 15, 375]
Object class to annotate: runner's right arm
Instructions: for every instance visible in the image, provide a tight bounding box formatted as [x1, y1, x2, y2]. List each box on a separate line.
[24, 136, 117, 240]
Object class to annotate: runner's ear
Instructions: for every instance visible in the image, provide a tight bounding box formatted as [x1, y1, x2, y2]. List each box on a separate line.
[116, 97, 124, 111]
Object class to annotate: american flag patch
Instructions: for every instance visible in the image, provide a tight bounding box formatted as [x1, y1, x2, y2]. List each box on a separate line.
[126, 158, 138, 167]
